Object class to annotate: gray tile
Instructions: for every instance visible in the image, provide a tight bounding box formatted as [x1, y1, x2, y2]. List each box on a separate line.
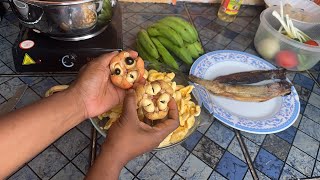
[137, 156, 174, 180]
[0, 24, 20, 37]
[8, 166, 40, 180]
[299, 116, 320, 141]
[128, 14, 148, 25]
[226, 22, 244, 33]
[140, 20, 155, 29]
[127, 26, 141, 37]
[212, 34, 232, 46]
[54, 128, 90, 160]
[72, 146, 90, 174]
[293, 130, 319, 158]
[205, 120, 234, 148]
[20, 77, 46, 86]
[294, 84, 311, 102]
[77, 120, 92, 138]
[126, 152, 153, 175]
[233, 34, 253, 47]
[287, 146, 315, 177]
[0, 49, 13, 63]
[304, 101, 320, 123]
[0, 65, 13, 84]
[208, 171, 226, 180]
[226, 41, 247, 51]
[0, 18, 11, 28]
[16, 88, 41, 109]
[0, 59, 4, 67]
[51, 163, 84, 180]
[292, 114, 302, 128]
[193, 136, 224, 168]
[318, 148, 320, 161]
[262, 134, 291, 161]
[313, 84, 320, 96]
[314, 161, 320, 176]
[245, 48, 259, 56]
[308, 92, 320, 109]
[4, 61, 16, 72]
[53, 76, 76, 85]
[197, 113, 212, 134]
[0, 77, 24, 99]
[240, 29, 256, 39]
[0, 95, 5, 104]
[286, 72, 296, 82]
[241, 131, 265, 145]
[119, 168, 134, 180]
[233, 17, 252, 27]
[199, 27, 217, 40]
[177, 154, 212, 180]
[244, 169, 271, 180]
[199, 35, 210, 46]
[123, 19, 138, 32]
[280, 164, 306, 180]
[172, 174, 184, 180]
[5, 32, 18, 44]
[228, 136, 259, 162]
[155, 145, 189, 171]
[29, 145, 69, 180]
[31, 77, 59, 97]
[204, 41, 225, 52]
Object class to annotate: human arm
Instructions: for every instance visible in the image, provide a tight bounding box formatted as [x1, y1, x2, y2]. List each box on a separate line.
[86, 89, 179, 180]
[0, 51, 137, 178]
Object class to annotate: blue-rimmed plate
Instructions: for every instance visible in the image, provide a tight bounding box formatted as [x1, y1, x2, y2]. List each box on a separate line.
[190, 50, 300, 134]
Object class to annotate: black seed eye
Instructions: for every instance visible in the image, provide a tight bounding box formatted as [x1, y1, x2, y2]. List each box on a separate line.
[130, 74, 134, 78]
[115, 68, 121, 75]
[125, 57, 134, 65]
[160, 100, 165, 103]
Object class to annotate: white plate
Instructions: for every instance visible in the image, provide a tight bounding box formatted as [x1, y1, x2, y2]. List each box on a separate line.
[190, 50, 300, 134]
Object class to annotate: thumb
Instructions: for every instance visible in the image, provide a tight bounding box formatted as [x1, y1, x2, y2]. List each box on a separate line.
[96, 51, 119, 68]
[122, 89, 138, 118]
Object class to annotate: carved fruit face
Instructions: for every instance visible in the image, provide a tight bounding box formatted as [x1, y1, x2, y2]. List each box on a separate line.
[136, 80, 174, 120]
[110, 51, 145, 89]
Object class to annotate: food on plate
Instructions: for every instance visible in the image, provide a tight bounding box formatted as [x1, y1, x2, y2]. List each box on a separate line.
[109, 51, 145, 89]
[99, 69, 201, 147]
[189, 69, 292, 102]
[136, 16, 204, 68]
[136, 80, 174, 120]
[275, 50, 298, 68]
[213, 69, 287, 85]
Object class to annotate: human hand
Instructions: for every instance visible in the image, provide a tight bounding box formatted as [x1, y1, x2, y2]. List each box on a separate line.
[101, 89, 179, 167]
[68, 51, 138, 119]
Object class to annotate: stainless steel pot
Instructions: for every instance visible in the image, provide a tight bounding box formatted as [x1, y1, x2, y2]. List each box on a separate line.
[6, 0, 117, 40]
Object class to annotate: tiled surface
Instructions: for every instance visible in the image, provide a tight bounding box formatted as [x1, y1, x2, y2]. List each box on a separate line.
[2, 2, 320, 180]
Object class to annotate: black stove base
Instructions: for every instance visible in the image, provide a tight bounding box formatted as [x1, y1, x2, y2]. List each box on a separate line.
[13, 5, 123, 73]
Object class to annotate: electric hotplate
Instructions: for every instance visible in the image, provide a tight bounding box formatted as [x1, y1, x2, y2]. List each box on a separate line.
[12, 5, 123, 72]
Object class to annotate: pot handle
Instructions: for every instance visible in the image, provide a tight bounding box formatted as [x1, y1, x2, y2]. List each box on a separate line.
[8, 0, 44, 24]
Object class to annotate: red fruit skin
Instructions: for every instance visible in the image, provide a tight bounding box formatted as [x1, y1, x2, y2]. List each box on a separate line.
[304, 40, 319, 46]
[275, 50, 298, 68]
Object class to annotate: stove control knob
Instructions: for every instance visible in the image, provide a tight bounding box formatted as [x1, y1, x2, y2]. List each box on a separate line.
[61, 54, 76, 68]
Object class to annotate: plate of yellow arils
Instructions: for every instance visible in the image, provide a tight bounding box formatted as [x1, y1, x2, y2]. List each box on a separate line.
[90, 67, 204, 150]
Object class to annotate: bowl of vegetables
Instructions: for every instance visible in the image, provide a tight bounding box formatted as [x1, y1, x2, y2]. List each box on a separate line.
[254, 5, 320, 71]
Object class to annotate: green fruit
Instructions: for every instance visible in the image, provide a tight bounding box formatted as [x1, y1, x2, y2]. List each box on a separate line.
[137, 29, 159, 59]
[193, 41, 204, 55]
[158, 36, 193, 65]
[147, 27, 160, 37]
[162, 16, 198, 43]
[151, 23, 184, 48]
[136, 40, 158, 64]
[185, 43, 199, 59]
[158, 19, 194, 43]
[151, 37, 179, 70]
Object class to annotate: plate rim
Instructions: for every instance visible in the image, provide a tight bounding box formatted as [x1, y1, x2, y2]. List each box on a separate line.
[190, 50, 300, 134]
